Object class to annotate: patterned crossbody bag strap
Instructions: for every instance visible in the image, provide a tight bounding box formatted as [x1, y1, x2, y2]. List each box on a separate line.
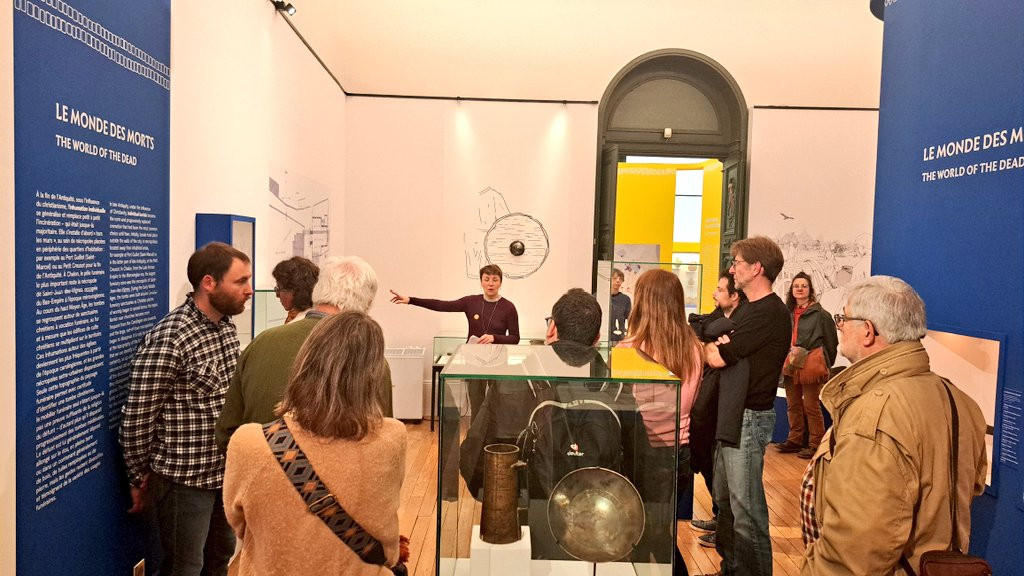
[262, 418, 388, 566]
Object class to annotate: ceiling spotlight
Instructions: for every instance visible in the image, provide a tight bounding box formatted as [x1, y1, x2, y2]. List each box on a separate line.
[273, 1, 296, 15]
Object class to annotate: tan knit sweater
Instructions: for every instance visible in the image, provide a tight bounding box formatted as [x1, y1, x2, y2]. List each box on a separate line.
[224, 415, 407, 576]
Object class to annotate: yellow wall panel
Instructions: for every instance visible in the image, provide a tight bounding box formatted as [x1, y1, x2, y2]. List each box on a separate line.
[614, 164, 676, 262]
[700, 161, 723, 312]
[615, 160, 722, 313]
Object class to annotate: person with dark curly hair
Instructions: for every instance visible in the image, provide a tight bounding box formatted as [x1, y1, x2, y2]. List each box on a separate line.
[272, 256, 319, 323]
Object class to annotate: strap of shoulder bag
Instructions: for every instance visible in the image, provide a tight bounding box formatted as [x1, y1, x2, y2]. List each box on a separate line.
[262, 419, 388, 566]
[940, 378, 962, 552]
[897, 378, 961, 575]
[524, 398, 621, 429]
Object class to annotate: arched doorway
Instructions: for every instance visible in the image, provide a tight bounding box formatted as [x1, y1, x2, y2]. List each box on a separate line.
[593, 49, 748, 282]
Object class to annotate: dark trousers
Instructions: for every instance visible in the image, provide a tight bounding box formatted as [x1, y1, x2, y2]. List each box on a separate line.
[633, 439, 689, 575]
[152, 474, 235, 576]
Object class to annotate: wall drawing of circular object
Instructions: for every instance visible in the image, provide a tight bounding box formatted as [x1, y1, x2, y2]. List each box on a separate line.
[483, 212, 550, 279]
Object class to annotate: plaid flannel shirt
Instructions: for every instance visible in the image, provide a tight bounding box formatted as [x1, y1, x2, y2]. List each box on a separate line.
[119, 296, 240, 489]
[800, 456, 820, 546]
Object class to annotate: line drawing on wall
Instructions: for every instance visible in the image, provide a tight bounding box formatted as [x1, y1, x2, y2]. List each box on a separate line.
[463, 186, 550, 279]
[268, 166, 330, 265]
[484, 212, 550, 279]
[771, 226, 872, 325]
[746, 107, 878, 354]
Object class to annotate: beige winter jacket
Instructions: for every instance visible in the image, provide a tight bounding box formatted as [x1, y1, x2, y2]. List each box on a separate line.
[801, 341, 988, 575]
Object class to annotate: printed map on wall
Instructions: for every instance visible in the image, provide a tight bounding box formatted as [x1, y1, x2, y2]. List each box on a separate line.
[748, 108, 879, 360]
[268, 164, 330, 266]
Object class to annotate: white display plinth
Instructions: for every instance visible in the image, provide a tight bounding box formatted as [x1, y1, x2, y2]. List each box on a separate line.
[470, 525, 532, 576]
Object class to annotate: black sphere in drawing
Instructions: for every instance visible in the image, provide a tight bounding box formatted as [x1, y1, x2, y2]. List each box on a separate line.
[509, 240, 526, 256]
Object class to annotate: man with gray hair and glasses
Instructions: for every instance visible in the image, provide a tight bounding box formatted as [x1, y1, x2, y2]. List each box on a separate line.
[216, 256, 391, 451]
[799, 275, 988, 575]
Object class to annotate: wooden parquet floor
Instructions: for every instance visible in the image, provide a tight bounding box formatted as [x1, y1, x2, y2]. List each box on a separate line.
[399, 421, 807, 576]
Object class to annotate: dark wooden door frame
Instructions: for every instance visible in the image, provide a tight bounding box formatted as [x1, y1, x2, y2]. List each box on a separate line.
[593, 49, 748, 288]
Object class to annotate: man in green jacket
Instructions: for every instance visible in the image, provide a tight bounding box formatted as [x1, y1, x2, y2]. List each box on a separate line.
[215, 255, 390, 451]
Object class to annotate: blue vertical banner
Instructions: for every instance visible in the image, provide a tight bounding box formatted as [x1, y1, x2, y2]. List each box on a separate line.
[14, 0, 170, 573]
[873, 0, 1024, 569]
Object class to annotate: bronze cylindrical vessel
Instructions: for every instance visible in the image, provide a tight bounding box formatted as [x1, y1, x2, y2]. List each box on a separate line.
[479, 443, 521, 544]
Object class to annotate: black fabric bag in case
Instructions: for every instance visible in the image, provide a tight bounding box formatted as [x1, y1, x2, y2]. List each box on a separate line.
[516, 383, 624, 499]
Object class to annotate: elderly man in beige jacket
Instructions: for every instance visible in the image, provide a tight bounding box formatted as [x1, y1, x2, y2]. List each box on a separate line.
[800, 275, 988, 575]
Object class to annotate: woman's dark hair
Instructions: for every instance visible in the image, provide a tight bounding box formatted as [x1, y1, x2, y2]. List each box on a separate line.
[786, 271, 817, 310]
[272, 256, 319, 311]
[479, 264, 503, 279]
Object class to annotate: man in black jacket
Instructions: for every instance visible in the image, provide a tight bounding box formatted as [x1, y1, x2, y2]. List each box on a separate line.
[703, 238, 791, 576]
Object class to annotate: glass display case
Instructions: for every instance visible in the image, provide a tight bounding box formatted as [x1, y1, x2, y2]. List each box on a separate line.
[597, 261, 703, 345]
[437, 344, 681, 575]
[433, 331, 545, 363]
[251, 289, 287, 340]
[433, 333, 613, 366]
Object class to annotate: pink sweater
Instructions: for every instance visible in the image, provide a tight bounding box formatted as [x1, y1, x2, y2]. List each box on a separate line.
[617, 339, 702, 447]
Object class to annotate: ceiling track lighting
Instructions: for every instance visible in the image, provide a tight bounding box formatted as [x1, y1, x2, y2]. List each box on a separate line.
[273, 1, 296, 16]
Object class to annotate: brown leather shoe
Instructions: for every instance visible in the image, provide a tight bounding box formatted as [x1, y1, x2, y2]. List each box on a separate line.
[774, 441, 802, 453]
[798, 446, 816, 459]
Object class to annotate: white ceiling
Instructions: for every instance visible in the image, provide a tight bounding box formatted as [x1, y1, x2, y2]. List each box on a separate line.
[282, 1, 884, 107]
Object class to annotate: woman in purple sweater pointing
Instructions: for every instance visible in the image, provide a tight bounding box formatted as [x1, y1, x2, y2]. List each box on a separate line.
[389, 264, 520, 345]
[391, 264, 519, 420]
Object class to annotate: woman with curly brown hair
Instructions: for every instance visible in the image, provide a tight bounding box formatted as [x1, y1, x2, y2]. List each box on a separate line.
[271, 256, 320, 323]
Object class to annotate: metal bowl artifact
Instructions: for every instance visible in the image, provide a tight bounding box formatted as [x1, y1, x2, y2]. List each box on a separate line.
[546, 467, 644, 562]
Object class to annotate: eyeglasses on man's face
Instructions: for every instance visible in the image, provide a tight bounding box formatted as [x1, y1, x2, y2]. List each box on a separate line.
[834, 313, 880, 336]
[833, 313, 869, 327]
[273, 286, 292, 295]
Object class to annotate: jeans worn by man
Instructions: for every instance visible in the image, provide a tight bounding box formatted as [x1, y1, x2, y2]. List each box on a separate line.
[713, 409, 775, 575]
[703, 237, 791, 576]
[152, 474, 235, 576]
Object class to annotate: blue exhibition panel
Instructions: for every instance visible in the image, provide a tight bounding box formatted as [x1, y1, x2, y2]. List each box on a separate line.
[873, 1, 1024, 571]
[14, 1, 170, 573]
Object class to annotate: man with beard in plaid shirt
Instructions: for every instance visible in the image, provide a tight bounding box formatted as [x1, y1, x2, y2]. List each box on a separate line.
[120, 242, 253, 576]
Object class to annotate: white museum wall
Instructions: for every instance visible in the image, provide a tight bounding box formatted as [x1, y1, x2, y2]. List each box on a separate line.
[299, 1, 883, 107]
[1, 1, 15, 571]
[168, 0, 346, 304]
[748, 107, 879, 368]
[346, 97, 598, 390]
